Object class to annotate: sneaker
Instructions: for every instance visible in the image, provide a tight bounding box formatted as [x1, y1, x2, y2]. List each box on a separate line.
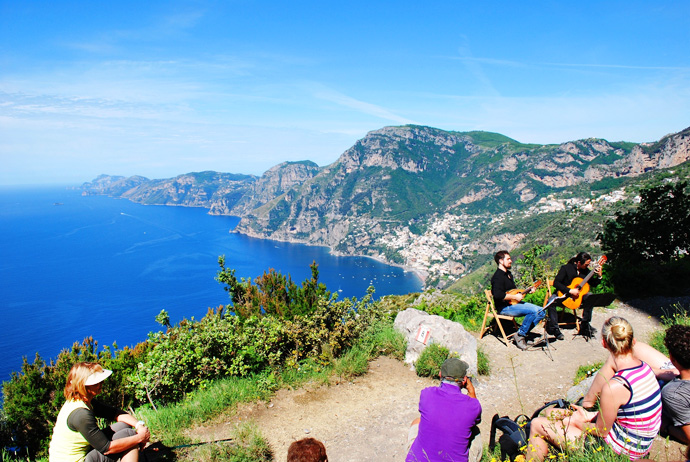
[515, 335, 528, 350]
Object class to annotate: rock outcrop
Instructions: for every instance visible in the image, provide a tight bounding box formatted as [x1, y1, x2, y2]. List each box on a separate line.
[394, 308, 478, 376]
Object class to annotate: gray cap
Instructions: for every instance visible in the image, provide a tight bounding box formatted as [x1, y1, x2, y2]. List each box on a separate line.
[440, 358, 469, 380]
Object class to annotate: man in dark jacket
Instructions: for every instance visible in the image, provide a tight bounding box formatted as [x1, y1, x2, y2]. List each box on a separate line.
[550, 252, 603, 338]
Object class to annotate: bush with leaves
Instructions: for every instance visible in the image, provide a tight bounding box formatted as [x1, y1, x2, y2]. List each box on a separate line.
[136, 286, 385, 404]
[599, 181, 690, 298]
[134, 306, 290, 403]
[215, 256, 330, 320]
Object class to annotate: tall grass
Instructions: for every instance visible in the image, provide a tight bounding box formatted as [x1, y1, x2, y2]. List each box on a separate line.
[477, 345, 491, 376]
[415, 343, 449, 378]
[176, 422, 272, 462]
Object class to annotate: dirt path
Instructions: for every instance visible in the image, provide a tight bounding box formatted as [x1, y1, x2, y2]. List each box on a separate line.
[190, 300, 687, 461]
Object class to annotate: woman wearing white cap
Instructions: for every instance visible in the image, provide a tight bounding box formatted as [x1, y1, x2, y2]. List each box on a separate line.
[48, 362, 150, 462]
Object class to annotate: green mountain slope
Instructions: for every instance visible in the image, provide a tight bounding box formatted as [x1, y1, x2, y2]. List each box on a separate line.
[81, 125, 690, 288]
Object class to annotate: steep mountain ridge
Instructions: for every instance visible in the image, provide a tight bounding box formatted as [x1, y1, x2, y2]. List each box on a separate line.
[81, 125, 690, 287]
[83, 171, 257, 209]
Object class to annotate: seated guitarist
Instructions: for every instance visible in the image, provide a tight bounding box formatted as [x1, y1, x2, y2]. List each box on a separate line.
[550, 251, 602, 339]
[491, 250, 545, 350]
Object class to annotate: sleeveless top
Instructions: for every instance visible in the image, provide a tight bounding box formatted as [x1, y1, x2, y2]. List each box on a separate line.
[603, 361, 662, 459]
[48, 400, 91, 462]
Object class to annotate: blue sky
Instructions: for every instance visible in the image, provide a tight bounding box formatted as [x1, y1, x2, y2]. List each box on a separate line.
[1, 1, 689, 185]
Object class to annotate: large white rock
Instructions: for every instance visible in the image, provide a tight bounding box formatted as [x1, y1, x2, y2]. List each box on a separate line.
[394, 308, 478, 376]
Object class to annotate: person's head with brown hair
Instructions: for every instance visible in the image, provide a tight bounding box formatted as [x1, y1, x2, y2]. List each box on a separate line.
[664, 324, 690, 370]
[63, 362, 112, 402]
[494, 250, 510, 265]
[287, 437, 328, 462]
[601, 316, 635, 356]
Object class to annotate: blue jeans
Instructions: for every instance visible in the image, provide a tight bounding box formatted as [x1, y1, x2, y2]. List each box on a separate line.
[499, 302, 545, 337]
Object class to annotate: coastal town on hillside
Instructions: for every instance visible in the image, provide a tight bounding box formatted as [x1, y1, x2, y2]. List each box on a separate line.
[378, 187, 633, 286]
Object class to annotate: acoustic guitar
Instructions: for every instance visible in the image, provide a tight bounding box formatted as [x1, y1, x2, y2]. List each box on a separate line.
[507, 280, 543, 305]
[557, 255, 607, 310]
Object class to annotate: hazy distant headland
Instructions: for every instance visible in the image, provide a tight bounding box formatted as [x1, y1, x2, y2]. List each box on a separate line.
[82, 124, 690, 288]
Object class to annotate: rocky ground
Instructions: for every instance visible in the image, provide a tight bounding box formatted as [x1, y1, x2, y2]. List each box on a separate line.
[188, 298, 689, 461]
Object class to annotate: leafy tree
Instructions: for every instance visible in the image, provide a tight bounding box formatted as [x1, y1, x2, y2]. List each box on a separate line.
[599, 181, 690, 297]
[2, 354, 54, 458]
[215, 256, 330, 320]
[600, 181, 690, 263]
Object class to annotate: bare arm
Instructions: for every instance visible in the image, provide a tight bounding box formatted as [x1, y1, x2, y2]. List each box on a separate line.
[584, 378, 627, 437]
[104, 426, 149, 455]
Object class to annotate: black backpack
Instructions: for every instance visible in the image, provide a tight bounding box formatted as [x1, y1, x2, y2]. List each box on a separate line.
[489, 398, 570, 462]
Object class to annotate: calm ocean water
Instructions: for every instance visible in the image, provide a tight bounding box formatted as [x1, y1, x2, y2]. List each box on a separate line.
[0, 186, 421, 386]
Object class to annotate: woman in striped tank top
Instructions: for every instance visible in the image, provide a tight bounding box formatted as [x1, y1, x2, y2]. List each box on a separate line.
[527, 316, 662, 460]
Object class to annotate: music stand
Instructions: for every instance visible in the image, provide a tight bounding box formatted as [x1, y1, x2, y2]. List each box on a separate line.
[531, 301, 559, 360]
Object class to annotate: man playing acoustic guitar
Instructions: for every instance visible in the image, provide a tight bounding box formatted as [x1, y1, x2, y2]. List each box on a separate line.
[549, 251, 607, 339]
[491, 250, 546, 350]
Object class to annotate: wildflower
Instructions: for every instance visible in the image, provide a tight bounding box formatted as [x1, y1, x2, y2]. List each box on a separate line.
[596, 446, 603, 452]
[520, 445, 527, 452]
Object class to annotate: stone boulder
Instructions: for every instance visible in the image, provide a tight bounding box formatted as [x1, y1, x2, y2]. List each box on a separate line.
[394, 308, 478, 376]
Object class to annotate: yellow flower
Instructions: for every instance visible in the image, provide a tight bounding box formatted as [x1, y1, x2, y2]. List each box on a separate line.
[596, 446, 603, 452]
[520, 445, 527, 451]
[549, 455, 557, 459]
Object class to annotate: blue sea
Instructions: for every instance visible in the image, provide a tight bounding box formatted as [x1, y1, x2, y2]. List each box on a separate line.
[0, 186, 422, 388]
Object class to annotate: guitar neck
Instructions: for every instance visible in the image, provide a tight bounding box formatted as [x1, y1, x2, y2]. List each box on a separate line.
[577, 270, 597, 288]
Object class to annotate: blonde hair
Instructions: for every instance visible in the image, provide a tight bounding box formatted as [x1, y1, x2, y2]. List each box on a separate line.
[602, 316, 634, 355]
[64, 362, 103, 402]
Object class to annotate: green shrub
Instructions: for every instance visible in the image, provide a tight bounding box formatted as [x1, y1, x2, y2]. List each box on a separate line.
[415, 343, 449, 378]
[134, 285, 384, 404]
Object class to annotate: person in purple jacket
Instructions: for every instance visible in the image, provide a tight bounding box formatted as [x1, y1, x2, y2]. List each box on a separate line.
[406, 358, 482, 462]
